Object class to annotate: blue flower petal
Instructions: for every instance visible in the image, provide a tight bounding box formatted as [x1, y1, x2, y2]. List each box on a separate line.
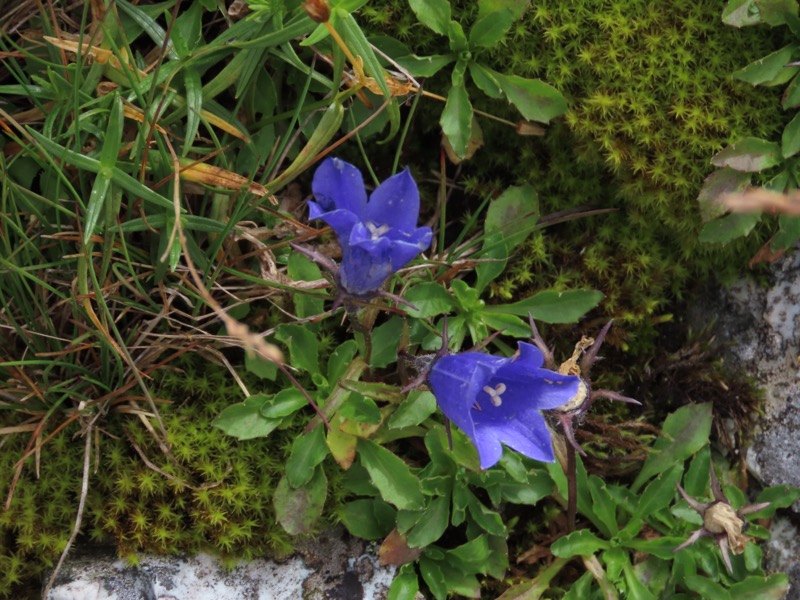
[308, 203, 361, 239]
[339, 233, 394, 296]
[308, 159, 431, 296]
[365, 168, 419, 231]
[387, 228, 433, 272]
[474, 411, 555, 468]
[311, 158, 368, 216]
[429, 342, 581, 469]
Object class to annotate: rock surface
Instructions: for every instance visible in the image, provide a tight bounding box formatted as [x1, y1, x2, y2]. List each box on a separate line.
[46, 529, 401, 600]
[698, 250, 800, 598]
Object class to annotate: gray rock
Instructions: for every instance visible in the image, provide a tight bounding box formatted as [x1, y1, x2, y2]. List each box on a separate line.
[696, 250, 800, 599]
[45, 532, 398, 600]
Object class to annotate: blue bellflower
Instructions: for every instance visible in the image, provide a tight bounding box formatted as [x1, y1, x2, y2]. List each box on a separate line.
[309, 158, 433, 296]
[428, 342, 581, 469]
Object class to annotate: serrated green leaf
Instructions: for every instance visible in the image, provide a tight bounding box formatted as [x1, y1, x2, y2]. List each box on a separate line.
[358, 439, 425, 510]
[730, 575, 790, 599]
[287, 425, 329, 488]
[551, 529, 611, 557]
[632, 464, 683, 520]
[403, 283, 455, 318]
[212, 394, 280, 440]
[389, 391, 437, 429]
[632, 403, 712, 492]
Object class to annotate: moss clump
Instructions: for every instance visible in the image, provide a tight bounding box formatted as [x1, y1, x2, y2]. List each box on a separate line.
[0, 357, 335, 598]
[363, 1, 788, 350]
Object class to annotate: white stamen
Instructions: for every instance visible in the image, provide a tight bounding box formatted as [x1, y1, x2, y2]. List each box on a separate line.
[366, 221, 390, 240]
[483, 383, 507, 407]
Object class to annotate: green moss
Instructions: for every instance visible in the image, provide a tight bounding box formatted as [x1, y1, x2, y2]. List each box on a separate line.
[365, 0, 788, 354]
[0, 356, 339, 598]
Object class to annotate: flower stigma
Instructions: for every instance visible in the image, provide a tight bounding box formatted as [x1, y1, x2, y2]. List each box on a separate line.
[366, 221, 390, 239]
[483, 383, 507, 407]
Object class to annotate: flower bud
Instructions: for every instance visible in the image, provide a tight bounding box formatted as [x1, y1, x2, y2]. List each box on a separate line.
[303, 0, 330, 23]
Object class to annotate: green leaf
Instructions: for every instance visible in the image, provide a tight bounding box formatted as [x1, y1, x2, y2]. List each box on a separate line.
[730, 575, 790, 599]
[406, 495, 450, 547]
[478, 0, 530, 21]
[627, 537, 689, 560]
[446, 535, 491, 573]
[632, 464, 683, 520]
[769, 218, 800, 253]
[389, 391, 437, 429]
[273, 466, 327, 535]
[480, 313, 533, 337]
[683, 446, 711, 497]
[490, 69, 567, 123]
[419, 557, 448, 600]
[440, 80, 472, 159]
[684, 575, 732, 600]
[212, 394, 280, 440]
[275, 323, 320, 374]
[403, 283, 455, 318]
[287, 425, 329, 488]
[340, 498, 396, 539]
[327, 339, 359, 385]
[335, 9, 400, 140]
[469, 62, 503, 98]
[340, 393, 382, 424]
[245, 350, 278, 380]
[588, 475, 619, 536]
[723, 0, 763, 27]
[466, 491, 505, 536]
[781, 73, 800, 108]
[551, 529, 611, 557]
[371, 316, 404, 368]
[758, 0, 800, 29]
[697, 168, 752, 221]
[755, 485, 800, 515]
[734, 45, 799, 86]
[408, 0, 452, 35]
[468, 9, 513, 48]
[358, 439, 425, 510]
[699, 212, 762, 244]
[260, 389, 308, 419]
[711, 137, 783, 172]
[288, 252, 324, 318]
[27, 128, 176, 210]
[632, 403, 712, 492]
[484, 184, 539, 253]
[782, 111, 800, 158]
[388, 563, 419, 600]
[483, 289, 603, 323]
